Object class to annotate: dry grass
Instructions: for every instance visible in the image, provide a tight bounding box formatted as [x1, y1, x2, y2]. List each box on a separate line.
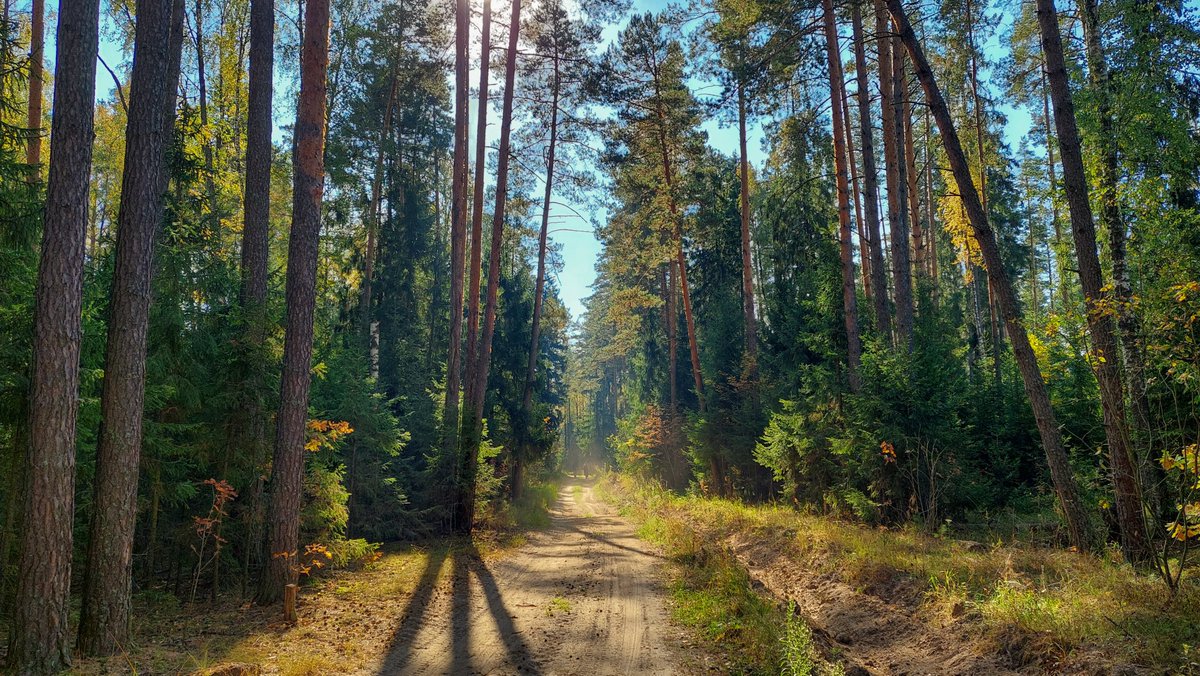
[601, 474, 1200, 672]
[64, 489, 559, 675]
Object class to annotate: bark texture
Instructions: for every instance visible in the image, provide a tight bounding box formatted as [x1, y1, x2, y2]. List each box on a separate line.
[8, 0, 101, 667]
[78, 0, 183, 654]
[259, 0, 331, 602]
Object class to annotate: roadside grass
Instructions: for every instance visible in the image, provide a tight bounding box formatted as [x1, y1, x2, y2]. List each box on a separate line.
[634, 492, 842, 675]
[602, 473, 1200, 671]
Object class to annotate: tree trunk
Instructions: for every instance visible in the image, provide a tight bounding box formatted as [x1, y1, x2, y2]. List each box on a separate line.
[666, 261, 678, 410]
[1077, 0, 1156, 514]
[885, 0, 1094, 551]
[237, 0, 273, 595]
[361, 69, 399, 342]
[467, 0, 491, 377]
[193, 0, 219, 220]
[852, 0, 891, 336]
[843, 87, 870, 302]
[522, 54, 558, 414]
[456, 0, 521, 534]
[1035, 0, 1148, 561]
[902, 76, 925, 287]
[258, 0, 330, 602]
[653, 108, 703, 411]
[1040, 69, 1069, 312]
[825, 0, 863, 393]
[737, 77, 757, 374]
[442, 0, 470, 458]
[25, 0, 43, 179]
[875, 0, 912, 347]
[77, 0, 183, 655]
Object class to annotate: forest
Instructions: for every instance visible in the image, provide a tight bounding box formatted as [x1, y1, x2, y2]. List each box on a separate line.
[0, 0, 1198, 670]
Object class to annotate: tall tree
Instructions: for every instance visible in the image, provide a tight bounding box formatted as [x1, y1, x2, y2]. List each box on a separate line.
[1035, 0, 1148, 561]
[25, 0, 43, 178]
[885, 0, 1094, 551]
[467, 0, 492, 375]
[7, 0, 102, 667]
[876, 0, 913, 347]
[852, 0, 891, 336]
[736, 75, 757, 375]
[823, 0, 862, 392]
[457, 0, 522, 533]
[442, 0, 470, 457]
[259, 0, 331, 602]
[77, 0, 184, 655]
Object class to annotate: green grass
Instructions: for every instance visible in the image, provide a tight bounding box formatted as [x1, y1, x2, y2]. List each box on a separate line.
[601, 474, 1200, 671]
[627, 483, 841, 675]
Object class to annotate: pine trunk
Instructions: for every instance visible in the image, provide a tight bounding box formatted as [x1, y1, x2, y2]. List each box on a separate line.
[8, 0, 100, 664]
[737, 78, 757, 374]
[875, 0, 911, 346]
[824, 0, 863, 393]
[523, 57, 558, 414]
[456, 0, 521, 534]
[1035, 0, 1148, 561]
[259, 0, 330, 602]
[78, 0, 182, 654]
[25, 0, 43, 178]
[467, 0, 492, 377]
[442, 0, 470, 457]
[852, 0, 891, 336]
[886, 0, 1095, 551]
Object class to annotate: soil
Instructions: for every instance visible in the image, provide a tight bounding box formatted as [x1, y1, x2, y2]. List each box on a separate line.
[370, 480, 695, 675]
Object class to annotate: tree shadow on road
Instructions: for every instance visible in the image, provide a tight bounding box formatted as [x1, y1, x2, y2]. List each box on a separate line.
[375, 540, 542, 675]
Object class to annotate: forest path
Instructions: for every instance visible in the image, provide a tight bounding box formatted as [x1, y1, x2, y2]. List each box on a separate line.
[369, 478, 687, 675]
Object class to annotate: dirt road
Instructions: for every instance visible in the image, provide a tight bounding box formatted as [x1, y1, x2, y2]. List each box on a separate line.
[371, 479, 686, 675]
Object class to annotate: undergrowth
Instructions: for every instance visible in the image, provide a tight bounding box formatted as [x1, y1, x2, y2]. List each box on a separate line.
[602, 473, 1200, 672]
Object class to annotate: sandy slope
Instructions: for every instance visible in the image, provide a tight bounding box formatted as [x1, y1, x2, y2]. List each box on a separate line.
[369, 479, 687, 675]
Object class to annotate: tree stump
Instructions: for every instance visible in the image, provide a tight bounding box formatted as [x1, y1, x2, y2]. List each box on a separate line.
[283, 583, 298, 623]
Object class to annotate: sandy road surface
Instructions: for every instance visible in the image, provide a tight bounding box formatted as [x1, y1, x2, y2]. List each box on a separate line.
[369, 479, 686, 675]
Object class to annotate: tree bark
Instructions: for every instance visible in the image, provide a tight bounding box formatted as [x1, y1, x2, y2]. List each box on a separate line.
[361, 69, 399, 345]
[193, 0, 220, 220]
[442, 0, 470, 458]
[78, 0, 183, 655]
[25, 0, 43, 179]
[259, 0, 330, 602]
[467, 0, 492, 377]
[902, 74, 925, 287]
[876, 0, 912, 347]
[1077, 0, 1155, 512]
[237, 0, 273, 590]
[886, 0, 1095, 551]
[887, 21, 914, 346]
[456, 0, 521, 534]
[7, 0, 101, 667]
[824, 0, 863, 393]
[1035, 0, 1148, 561]
[737, 77, 757, 375]
[852, 0, 891, 336]
[522, 51, 558, 414]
